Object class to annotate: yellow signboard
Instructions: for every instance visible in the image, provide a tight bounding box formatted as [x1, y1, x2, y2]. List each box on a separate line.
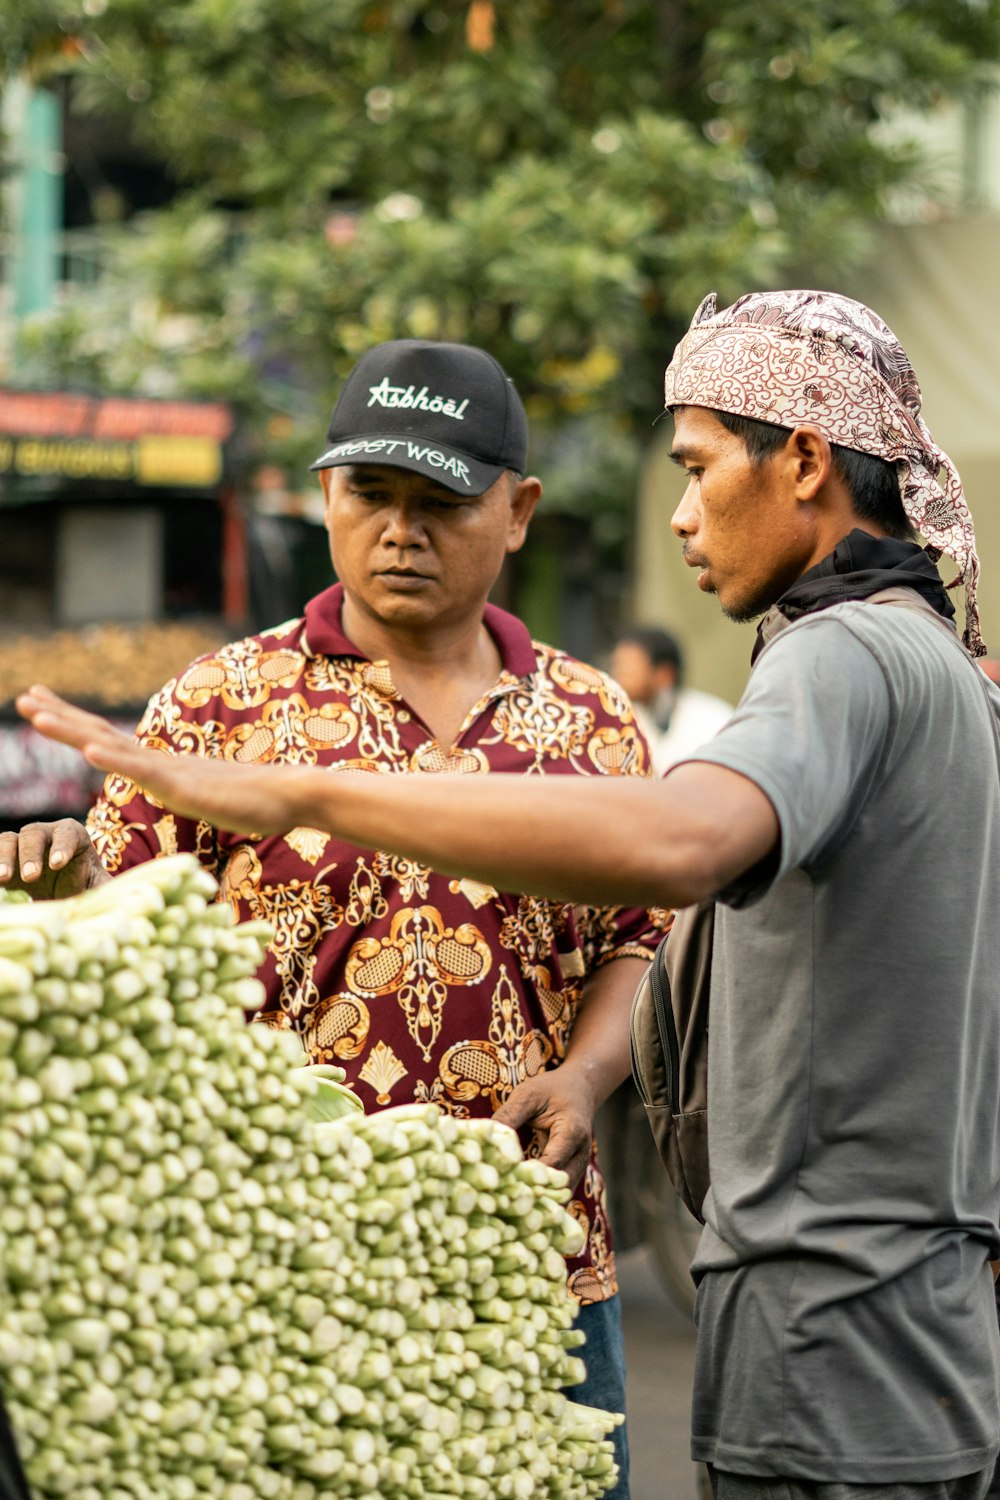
[0, 434, 223, 487]
[135, 436, 223, 488]
[3, 438, 134, 480]
[0, 389, 233, 492]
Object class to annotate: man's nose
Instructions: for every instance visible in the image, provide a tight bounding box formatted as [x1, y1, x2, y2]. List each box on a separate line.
[670, 484, 698, 539]
[382, 502, 426, 547]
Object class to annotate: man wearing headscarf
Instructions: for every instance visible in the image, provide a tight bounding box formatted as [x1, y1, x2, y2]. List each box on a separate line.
[17, 291, 1000, 1500]
[654, 290, 1000, 1500]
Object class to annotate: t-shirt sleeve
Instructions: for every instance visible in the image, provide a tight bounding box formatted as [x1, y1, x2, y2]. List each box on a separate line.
[679, 617, 892, 907]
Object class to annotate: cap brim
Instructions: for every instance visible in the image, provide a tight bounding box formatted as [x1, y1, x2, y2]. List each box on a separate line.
[309, 434, 505, 496]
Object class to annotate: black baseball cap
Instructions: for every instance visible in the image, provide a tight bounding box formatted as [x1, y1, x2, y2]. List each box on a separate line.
[309, 339, 528, 495]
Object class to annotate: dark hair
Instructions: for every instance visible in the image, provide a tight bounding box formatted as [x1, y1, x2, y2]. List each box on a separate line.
[715, 411, 915, 542]
[617, 626, 683, 684]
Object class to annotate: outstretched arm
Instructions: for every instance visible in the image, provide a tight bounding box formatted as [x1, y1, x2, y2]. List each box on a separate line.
[17, 685, 778, 910]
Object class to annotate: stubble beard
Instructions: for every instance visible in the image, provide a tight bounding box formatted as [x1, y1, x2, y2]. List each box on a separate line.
[718, 580, 777, 625]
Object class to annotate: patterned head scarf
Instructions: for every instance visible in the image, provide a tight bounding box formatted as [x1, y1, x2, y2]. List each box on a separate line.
[662, 289, 984, 656]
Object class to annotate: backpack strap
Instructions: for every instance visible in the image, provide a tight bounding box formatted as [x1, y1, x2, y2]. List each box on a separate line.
[863, 585, 962, 642]
[865, 587, 1000, 760]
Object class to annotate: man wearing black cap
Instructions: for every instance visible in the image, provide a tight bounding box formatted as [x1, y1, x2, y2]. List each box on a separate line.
[4, 339, 667, 1500]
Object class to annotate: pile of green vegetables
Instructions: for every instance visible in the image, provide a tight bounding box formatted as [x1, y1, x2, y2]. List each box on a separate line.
[0, 854, 620, 1499]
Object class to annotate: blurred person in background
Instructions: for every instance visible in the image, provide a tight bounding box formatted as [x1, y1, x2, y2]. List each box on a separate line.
[609, 625, 732, 775]
[1, 338, 670, 1500]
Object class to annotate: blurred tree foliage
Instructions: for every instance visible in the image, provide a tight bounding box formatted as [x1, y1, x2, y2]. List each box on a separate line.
[4, 0, 1000, 504]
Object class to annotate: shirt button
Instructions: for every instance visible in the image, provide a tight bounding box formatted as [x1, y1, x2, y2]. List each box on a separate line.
[398, 710, 410, 723]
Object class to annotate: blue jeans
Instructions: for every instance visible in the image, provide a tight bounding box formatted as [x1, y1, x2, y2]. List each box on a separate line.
[567, 1293, 630, 1500]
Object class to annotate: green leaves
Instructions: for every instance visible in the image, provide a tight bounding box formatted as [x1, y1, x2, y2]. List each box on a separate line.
[5, 0, 999, 483]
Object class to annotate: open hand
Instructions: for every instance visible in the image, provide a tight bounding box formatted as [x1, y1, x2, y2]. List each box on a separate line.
[16, 685, 309, 837]
[17, 687, 138, 763]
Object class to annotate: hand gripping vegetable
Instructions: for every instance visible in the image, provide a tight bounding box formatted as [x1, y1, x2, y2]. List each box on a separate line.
[0, 855, 621, 1499]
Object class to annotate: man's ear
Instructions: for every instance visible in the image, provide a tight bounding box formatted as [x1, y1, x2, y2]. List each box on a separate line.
[506, 475, 542, 553]
[785, 425, 833, 502]
[318, 468, 334, 523]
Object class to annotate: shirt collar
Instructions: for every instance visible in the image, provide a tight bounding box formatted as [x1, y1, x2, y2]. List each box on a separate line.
[302, 582, 538, 678]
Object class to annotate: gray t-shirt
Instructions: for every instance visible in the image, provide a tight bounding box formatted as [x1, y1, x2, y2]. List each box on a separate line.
[683, 600, 1000, 1483]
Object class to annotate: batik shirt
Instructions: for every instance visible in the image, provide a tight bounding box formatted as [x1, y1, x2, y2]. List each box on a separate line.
[88, 584, 668, 1303]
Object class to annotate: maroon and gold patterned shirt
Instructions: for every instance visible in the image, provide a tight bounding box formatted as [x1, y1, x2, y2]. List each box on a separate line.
[88, 584, 668, 1303]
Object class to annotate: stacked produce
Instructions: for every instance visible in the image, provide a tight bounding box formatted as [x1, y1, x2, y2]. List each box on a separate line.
[0, 855, 621, 1499]
[0, 621, 227, 710]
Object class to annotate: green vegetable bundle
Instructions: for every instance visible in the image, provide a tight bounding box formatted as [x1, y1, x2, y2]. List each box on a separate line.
[0, 855, 621, 1499]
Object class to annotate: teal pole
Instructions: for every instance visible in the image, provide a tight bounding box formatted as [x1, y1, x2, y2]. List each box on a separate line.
[11, 85, 62, 318]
